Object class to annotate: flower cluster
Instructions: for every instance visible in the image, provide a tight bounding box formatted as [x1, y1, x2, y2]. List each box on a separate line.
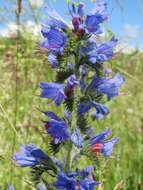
[13, 2, 125, 189]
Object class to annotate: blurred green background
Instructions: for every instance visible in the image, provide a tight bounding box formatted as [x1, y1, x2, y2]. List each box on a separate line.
[0, 0, 143, 189]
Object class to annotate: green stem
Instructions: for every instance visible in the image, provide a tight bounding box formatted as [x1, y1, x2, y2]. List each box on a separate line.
[65, 40, 81, 172]
[65, 142, 73, 172]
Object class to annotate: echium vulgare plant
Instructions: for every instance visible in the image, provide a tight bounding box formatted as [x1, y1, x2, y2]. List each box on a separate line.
[12, 1, 125, 190]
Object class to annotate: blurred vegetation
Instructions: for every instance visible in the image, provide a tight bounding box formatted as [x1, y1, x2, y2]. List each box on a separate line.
[0, 31, 143, 190]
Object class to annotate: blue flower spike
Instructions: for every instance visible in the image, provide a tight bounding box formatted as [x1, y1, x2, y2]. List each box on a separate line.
[13, 1, 125, 189]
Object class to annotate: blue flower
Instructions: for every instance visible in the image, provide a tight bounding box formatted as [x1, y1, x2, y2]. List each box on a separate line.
[41, 28, 66, 54]
[48, 53, 58, 68]
[91, 2, 107, 15]
[85, 14, 106, 34]
[102, 137, 120, 157]
[43, 112, 70, 144]
[89, 128, 120, 157]
[89, 128, 111, 146]
[82, 36, 117, 64]
[79, 166, 100, 190]
[54, 171, 76, 190]
[77, 101, 109, 120]
[40, 82, 66, 106]
[8, 185, 16, 190]
[85, 2, 108, 34]
[88, 72, 125, 100]
[53, 166, 99, 190]
[91, 101, 109, 120]
[13, 144, 48, 167]
[71, 128, 83, 148]
[47, 120, 70, 144]
[44, 7, 67, 29]
[94, 36, 118, 62]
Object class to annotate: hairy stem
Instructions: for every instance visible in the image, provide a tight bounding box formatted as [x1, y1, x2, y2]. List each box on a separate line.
[65, 142, 73, 172]
[65, 40, 81, 172]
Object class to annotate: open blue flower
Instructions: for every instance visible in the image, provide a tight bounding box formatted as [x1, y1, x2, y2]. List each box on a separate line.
[54, 171, 76, 190]
[102, 137, 120, 157]
[82, 36, 117, 64]
[85, 14, 107, 34]
[89, 128, 120, 157]
[89, 128, 111, 146]
[79, 166, 100, 190]
[47, 120, 70, 144]
[88, 72, 125, 100]
[13, 144, 48, 167]
[54, 166, 99, 190]
[85, 2, 108, 34]
[91, 101, 109, 120]
[43, 112, 70, 144]
[44, 7, 67, 29]
[41, 28, 67, 54]
[40, 82, 66, 106]
[78, 101, 109, 120]
[91, 2, 107, 15]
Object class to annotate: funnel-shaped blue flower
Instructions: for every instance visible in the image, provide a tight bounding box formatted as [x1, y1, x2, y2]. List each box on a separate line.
[43, 112, 70, 144]
[88, 72, 125, 100]
[89, 128, 120, 157]
[82, 36, 117, 64]
[78, 101, 109, 120]
[45, 7, 67, 29]
[13, 144, 48, 167]
[79, 166, 100, 190]
[41, 28, 66, 54]
[40, 82, 66, 106]
[85, 2, 108, 34]
[102, 137, 120, 157]
[54, 171, 76, 190]
[89, 128, 111, 145]
[47, 120, 70, 144]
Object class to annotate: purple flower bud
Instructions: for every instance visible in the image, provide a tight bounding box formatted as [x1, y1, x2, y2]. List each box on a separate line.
[72, 16, 82, 30]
